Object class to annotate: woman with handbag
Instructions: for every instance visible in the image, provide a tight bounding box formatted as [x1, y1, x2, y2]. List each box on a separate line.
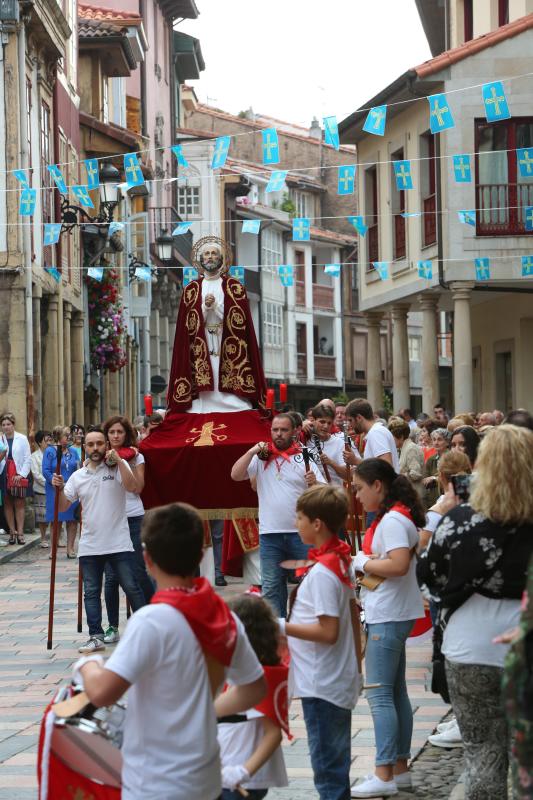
[350, 459, 426, 798]
[43, 426, 80, 558]
[417, 424, 533, 800]
[0, 413, 32, 545]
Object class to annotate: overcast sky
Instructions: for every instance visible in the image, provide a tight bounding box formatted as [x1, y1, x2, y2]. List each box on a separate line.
[178, 0, 432, 127]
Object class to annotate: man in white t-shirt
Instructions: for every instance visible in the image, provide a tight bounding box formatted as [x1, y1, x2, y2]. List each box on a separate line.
[231, 413, 325, 616]
[309, 403, 360, 487]
[52, 429, 146, 654]
[72, 502, 266, 800]
[344, 399, 400, 473]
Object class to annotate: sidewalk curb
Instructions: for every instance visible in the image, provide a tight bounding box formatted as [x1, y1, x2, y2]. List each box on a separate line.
[0, 534, 41, 565]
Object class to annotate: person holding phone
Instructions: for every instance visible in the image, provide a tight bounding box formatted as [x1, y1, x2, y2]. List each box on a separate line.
[417, 425, 533, 800]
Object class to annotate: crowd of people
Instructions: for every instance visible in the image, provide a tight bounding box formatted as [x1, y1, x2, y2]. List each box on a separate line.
[3, 398, 532, 800]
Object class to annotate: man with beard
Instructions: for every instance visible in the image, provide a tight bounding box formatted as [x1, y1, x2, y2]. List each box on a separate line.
[52, 428, 146, 653]
[231, 414, 325, 616]
[168, 238, 266, 414]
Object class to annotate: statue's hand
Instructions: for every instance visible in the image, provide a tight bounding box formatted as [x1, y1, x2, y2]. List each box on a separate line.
[204, 294, 215, 308]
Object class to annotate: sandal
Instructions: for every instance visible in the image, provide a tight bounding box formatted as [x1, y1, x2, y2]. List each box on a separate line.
[8, 534, 15, 545]
[16, 535, 25, 545]
[40, 541, 49, 548]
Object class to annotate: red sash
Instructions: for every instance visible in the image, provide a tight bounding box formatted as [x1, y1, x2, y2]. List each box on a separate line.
[299, 536, 354, 588]
[261, 441, 301, 469]
[362, 503, 414, 555]
[151, 579, 237, 666]
[255, 664, 292, 738]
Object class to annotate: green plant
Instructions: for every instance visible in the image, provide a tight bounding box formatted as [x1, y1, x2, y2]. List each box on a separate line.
[281, 192, 296, 215]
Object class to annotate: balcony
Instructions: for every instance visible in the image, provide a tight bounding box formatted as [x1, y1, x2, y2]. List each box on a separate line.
[297, 354, 307, 378]
[393, 214, 406, 260]
[423, 194, 437, 246]
[314, 355, 336, 380]
[295, 280, 306, 306]
[368, 223, 378, 267]
[312, 283, 334, 310]
[476, 183, 533, 235]
[149, 206, 193, 263]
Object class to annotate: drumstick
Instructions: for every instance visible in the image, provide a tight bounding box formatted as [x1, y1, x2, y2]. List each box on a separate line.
[237, 787, 249, 798]
[47, 444, 63, 650]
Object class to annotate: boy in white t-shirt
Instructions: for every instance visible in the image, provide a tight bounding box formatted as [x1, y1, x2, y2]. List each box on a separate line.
[72, 502, 266, 800]
[282, 485, 361, 800]
[310, 403, 360, 487]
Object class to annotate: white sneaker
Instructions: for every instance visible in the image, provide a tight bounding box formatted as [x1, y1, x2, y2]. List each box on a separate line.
[428, 720, 463, 748]
[437, 717, 457, 734]
[394, 771, 412, 789]
[351, 774, 398, 797]
[103, 626, 120, 644]
[78, 637, 106, 654]
[0, 529, 7, 546]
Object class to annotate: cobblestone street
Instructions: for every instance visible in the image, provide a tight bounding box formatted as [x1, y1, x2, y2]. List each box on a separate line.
[0, 541, 464, 799]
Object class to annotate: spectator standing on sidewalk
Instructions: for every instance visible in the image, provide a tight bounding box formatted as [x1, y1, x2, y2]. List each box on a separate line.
[418, 425, 533, 800]
[231, 414, 324, 617]
[0, 412, 32, 545]
[43, 426, 80, 558]
[102, 416, 154, 644]
[52, 428, 147, 653]
[30, 430, 52, 548]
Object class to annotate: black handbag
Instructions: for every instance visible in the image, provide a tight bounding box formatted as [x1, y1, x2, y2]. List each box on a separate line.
[431, 606, 458, 704]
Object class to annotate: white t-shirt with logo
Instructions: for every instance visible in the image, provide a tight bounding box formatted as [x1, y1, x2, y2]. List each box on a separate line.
[218, 708, 288, 789]
[288, 562, 360, 709]
[106, 605, 263, 800]
[247, 454, 325, 534]
[125, 452, 145, 518]
[360, 510, 424, 625]
[63, 462, 133, 557]
[364, 422, 400, 473]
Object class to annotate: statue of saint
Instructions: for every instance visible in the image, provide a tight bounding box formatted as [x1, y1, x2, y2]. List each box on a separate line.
[168, 236, 267, 415]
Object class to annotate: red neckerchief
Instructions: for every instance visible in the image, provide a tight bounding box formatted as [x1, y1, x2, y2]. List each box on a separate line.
[151, 578, 237, 666]
[298, 535, 354, 588]
[262, 441, 301, 469]
[116, 447, 137, 462]
[362, 503, 413, 555]
[255, 664, 292, 739]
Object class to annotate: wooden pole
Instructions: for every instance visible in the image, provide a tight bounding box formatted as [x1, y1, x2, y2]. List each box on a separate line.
[76, 439, 84, 633]
[47, 444, 63, 650]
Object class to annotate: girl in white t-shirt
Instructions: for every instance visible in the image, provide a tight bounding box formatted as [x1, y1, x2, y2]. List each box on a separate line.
[216, 593, 289, 799]
[351, 458, 426, 799]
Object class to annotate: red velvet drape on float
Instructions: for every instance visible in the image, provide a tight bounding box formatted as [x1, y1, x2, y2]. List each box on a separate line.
[167, 276, 267, 412]
[140, 410, 271, 518]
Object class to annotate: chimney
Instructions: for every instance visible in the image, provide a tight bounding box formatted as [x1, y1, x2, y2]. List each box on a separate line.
[309, 117, 322, 140]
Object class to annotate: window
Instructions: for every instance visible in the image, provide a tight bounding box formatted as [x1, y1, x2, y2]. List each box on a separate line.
[40, 101, 53, 263]
[420, 131, 436, 246]
[110, 78, 126, 128]
[102, 78, 109, 124]
[263, 302, 283, 347]
[498, 0, 509, 27]
[365, 166, 378, 268]
[475, 118, 533, 235]
[291, 189, 312, 219]
[391, 149, 406, 260]
[260, 227, 283, 272]
[464, 0, 473, 42]
[177, 185, 200, 217]
[408, 335, 421, 362]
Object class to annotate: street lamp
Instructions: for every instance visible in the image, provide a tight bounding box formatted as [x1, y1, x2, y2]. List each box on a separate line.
[156, 229, 173, 262]
[99, 162, 121, 209]
[128, 253, 158, 283]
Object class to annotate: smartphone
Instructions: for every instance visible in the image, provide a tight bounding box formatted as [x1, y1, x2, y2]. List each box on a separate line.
[451, 473, 471, 502]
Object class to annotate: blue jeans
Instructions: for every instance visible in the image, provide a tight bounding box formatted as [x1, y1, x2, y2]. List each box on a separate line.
[211, 519, 224, 579]
[80, 551, 146, 637]
[260, 532, 310, 617]
[104, 516, 155, 627]
[222, 791, 267, 800]
[365, 620, 415, 766]
[302, 697, 352, 800]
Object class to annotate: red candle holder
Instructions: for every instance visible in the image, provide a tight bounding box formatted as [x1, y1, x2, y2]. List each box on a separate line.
[279, 383, 288, 403]
[266, 389, 275, 409]
[144, 394, 153, 415]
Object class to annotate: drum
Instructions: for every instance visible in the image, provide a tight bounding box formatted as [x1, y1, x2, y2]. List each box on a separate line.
[38, 689, 124, 800]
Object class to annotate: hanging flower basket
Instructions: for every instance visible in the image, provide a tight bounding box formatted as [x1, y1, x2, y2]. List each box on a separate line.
[86, 268, 127, 372]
